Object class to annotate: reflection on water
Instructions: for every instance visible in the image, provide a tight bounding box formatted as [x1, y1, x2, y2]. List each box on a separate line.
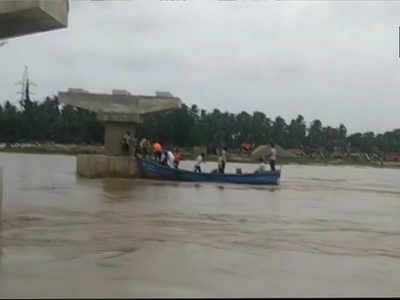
[101, 178, 137, 202]
[0, 153, 400, 297]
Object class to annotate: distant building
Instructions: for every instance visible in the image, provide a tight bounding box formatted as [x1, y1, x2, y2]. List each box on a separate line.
[68, 88, 89, 93]
[156, 91, 174, 98]
[112, 89, 131, 96]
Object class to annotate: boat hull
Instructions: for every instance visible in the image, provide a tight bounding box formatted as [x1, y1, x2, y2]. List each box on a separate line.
[137, 159, 280, 185]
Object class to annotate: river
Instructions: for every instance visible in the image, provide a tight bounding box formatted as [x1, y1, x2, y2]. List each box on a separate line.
[0, 153, 399, 297]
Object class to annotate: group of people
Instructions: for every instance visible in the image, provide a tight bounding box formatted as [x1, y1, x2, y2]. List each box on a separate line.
[141, 140, 184, 169]
[193, 147, 227, 173]
[154, 142, 184, 169]
[193, 143, 277, 174]
[121, 132, 183, 168]
[122, 131, 278, 174]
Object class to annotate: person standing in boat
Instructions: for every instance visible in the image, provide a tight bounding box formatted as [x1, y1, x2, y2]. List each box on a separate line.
[173, 148, 183, 169]
[221, 147, 227, 173]
[139, 138, 149, 158]
[194, 153, 205, 173]
[255, 158, 267, 173]
[146, 140, 153, 159]
[217, 154, 224, 174]
[166, 148, 175, 168]
[217, 147, 227, 174]
[267, 143, 277, 171]
[160, 148, 169, 166]
[153, 141, 163, 162]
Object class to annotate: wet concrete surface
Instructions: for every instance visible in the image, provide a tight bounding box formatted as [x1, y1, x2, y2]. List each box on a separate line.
[0, 153, 400, 297]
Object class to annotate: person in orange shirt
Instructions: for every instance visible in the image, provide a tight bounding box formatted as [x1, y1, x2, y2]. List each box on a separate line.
[153, 142, 162, 162]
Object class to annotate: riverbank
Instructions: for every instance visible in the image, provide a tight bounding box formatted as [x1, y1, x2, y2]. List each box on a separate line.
[1, 144, 399, 169]
[0, 143, 103, 155]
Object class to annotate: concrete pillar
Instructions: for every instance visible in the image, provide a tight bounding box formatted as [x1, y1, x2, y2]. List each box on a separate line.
[77, 155, 139, 178]
[104, 122, 136, 156]
[0, 0, 69, 39]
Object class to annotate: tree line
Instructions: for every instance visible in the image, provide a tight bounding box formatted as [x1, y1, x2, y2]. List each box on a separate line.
[0, 96, 103, 144]
[139, 104, 400, 154]
[0, 96, 399, 154]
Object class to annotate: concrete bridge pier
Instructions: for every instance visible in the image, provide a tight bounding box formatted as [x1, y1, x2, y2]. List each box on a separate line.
[58, 89, 182, 178]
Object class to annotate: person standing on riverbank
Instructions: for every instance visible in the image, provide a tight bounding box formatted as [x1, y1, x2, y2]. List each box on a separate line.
[122, 131, 130, 154]
[122, 131, 136, 155]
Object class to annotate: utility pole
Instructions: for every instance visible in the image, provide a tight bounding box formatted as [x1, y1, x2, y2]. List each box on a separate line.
[16, 66, 36, 105]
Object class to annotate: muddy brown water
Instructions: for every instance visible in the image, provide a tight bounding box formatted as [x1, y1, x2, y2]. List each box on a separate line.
[0, 153, 400, 297]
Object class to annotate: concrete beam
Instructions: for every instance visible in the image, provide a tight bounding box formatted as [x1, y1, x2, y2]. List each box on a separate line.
[0, 0, 68, 39]
[58, 90, 182, 118]
[97, 112, 142, 124]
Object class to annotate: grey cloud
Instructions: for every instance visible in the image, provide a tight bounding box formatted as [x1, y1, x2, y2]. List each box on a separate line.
[1, 0, 400, 133]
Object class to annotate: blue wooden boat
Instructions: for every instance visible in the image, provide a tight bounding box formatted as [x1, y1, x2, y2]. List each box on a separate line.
[137, 159, 281, 185]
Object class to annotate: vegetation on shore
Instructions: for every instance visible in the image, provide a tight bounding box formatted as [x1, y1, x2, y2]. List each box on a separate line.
[0, 96, 399, 162]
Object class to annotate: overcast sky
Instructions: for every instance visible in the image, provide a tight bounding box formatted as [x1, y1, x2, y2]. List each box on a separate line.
[1, 0, 400, 134]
